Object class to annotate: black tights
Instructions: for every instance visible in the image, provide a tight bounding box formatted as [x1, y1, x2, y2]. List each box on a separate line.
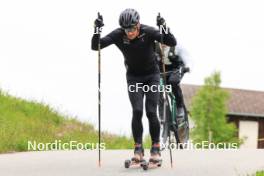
[127, 73, 160, 145]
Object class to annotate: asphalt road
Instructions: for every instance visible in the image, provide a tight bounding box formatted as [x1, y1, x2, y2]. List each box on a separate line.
[0, 150, 264, 176]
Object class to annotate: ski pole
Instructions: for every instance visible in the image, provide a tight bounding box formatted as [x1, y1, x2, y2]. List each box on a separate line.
[97, 12, 102, 168]
[157, 13, 167, 85]
[157, 12, 173, 168]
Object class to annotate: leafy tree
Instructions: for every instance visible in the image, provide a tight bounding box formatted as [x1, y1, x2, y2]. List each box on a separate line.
[190, 71, 240, 148]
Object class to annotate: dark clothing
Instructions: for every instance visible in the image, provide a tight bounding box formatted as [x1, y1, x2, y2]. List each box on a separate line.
[92, 24, 176, 76]
[127, 73, 160, 144]
[155, 43, 185, 108]
[91, 24, 176, 145]
[154, 42, 184, 71]
[165, 72, 184, 108]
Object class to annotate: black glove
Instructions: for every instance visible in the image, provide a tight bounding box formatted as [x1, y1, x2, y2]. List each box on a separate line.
[168, 69, 181, 85]
[182, 67, 190, 73]
[94, 12, 104, 34]
[156, 13, 170, 34]
[168, 54, 179, 63]
[156, 13, 166, 26]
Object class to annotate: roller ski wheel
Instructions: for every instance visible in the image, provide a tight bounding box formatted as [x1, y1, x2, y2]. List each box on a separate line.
[142, 159, 162, 170]
[124, 159, 131, 168]
[142, 161, 148, 170]
[149, 158, 162, 167]
[124, 158, 146, 169]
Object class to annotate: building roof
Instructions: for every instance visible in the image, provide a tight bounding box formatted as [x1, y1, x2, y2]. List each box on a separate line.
[181, 84, 264, 118]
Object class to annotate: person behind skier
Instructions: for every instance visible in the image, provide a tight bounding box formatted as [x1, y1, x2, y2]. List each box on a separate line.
[91, 8, 176, 162]
[155, 43, 186, 120]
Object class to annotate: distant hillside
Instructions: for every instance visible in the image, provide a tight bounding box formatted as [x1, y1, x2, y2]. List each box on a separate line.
[0, 89, 136, 153]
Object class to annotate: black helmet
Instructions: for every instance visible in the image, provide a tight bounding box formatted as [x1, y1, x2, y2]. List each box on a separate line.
[119, 8, 140, 28]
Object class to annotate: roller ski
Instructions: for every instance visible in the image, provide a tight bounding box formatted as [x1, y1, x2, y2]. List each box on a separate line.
[124, 144, 147, 169]
[142, 143, 162, 170]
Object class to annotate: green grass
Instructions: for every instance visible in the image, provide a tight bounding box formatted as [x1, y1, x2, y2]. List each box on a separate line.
[256, 171, 264, 176]
[0, 89, 136, 153]
[244, 170, 264, 176]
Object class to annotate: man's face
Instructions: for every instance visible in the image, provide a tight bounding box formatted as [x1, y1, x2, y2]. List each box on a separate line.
[124, 23, 140, 40]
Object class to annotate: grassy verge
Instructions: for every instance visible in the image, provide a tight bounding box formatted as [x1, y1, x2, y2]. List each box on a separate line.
[256, 171, 264, 176]
[0, 89, 138, 153]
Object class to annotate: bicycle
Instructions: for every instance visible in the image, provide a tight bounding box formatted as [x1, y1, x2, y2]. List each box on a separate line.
[158, 66, 190, 150]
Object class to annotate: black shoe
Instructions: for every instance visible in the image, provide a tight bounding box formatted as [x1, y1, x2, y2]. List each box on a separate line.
[132, 143, 144, 161]
[150, 143, 161, 161]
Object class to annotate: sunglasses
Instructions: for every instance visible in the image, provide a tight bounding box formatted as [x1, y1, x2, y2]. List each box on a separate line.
[124, 25, 137, 33]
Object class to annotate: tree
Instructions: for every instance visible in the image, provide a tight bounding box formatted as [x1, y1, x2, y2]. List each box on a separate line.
[190, 71, 240, 148]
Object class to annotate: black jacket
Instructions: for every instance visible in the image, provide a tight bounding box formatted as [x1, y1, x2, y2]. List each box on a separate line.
[91, 24, 176, 76]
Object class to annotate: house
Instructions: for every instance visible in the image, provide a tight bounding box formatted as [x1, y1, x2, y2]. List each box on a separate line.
[181, 84, 264, 149]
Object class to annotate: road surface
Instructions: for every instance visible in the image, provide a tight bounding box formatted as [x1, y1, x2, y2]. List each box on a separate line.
[0, 150, 264, 176]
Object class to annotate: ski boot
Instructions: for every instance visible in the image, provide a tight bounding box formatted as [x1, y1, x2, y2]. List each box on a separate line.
[142, 143, 162, 170]
[124, 143, 146, 168]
